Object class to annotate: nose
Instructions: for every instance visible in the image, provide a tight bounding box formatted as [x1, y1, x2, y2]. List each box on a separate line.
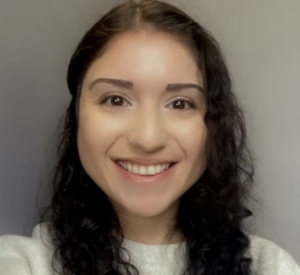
[128, 108, 168, 153]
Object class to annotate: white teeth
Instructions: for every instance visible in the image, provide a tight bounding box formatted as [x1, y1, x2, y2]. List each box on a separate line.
[133, 165, 139, 174]
[147, 166, 156, 175]
[139, 166, 147, 175]
[155, 164, 163, 174]
[117, 161, 172, 176]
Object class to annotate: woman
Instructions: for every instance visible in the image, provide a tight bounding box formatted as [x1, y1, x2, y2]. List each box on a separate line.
[0, 0, 299, 274]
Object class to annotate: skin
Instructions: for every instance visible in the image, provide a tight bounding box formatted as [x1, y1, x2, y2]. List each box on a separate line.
[77, 30, 208, 244]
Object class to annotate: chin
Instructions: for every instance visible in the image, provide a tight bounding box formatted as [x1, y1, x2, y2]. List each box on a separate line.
[124, 199, 174, 218]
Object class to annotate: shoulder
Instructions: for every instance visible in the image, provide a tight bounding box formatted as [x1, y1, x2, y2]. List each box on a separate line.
[0, 223, 57, 275]
[247, 234, 300, 275]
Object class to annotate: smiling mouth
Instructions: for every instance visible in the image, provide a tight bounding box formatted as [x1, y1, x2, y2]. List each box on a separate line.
[115, 160, 176, 176]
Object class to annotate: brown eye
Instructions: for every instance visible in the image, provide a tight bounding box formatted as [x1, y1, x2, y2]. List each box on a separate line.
[101, 95, 130, 107]
[168, 99, 195, 110]
[110, 96, 123, 106]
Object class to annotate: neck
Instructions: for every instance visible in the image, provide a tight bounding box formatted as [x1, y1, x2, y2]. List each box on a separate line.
[113, 201, 183, 245]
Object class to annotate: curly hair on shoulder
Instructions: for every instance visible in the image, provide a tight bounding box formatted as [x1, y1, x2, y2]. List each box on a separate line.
[40, 0, 256, 274]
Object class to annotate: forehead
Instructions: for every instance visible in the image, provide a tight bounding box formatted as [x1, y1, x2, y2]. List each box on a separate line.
[83, 31, 203, 88]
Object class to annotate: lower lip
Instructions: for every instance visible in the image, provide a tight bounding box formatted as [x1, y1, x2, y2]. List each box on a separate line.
[114, 162, 176, 185]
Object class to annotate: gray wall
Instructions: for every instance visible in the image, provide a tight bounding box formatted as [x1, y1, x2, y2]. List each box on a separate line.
[0, 0, 299, 262]
[178, 0, 300, 261]
[0, 0, 121, 235]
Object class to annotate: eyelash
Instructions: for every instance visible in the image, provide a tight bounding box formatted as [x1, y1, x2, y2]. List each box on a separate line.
[99, 95, 196, 110]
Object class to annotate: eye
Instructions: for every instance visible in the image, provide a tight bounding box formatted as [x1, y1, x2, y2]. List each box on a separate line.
[167, 99, 195, 110]
[100, 95, 131, 107]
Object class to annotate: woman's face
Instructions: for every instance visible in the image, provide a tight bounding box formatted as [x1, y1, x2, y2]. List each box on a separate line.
[78, 31, 207, 219]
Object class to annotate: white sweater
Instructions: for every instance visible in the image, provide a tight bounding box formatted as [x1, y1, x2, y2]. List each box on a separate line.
[0, 223, 300, 275]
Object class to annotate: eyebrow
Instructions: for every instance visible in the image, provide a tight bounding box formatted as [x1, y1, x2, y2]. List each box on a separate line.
[88, 78, 204, 93]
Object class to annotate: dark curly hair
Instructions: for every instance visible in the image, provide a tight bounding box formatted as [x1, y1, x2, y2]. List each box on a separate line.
[41, 0, 256, 274]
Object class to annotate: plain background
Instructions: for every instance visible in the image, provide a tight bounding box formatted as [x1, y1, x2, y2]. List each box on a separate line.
[0, 0, 299, 263]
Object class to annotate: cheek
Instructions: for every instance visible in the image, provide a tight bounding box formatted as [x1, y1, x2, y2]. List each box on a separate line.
[184, 122, 208, 183]
[77, 107, 125, 164]
[173, 117, 207, 160]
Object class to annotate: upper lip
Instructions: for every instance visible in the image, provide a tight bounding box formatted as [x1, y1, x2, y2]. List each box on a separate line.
[114, 157, 176, 166]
